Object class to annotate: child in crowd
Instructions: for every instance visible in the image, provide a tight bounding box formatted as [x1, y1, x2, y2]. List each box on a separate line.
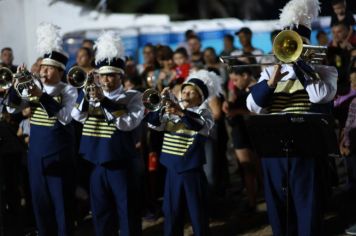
[173, 47, 191, 80]
[157, 45, 176, 91]
[17, 107, 31, 145]
[223, 65, 259, 212]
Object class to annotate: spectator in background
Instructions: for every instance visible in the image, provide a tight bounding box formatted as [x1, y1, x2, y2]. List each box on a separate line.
[156, 45, 175, 91]
[75, 47, 94, 73]
[30, 57, 43, 74]
[200, 70, 229, 214]
[138, 44, 159, 74]
[203, 47, 227, 89]
[328, 22, 354, 95]
[137, 44, 160, 87]
[330, 0, 355, 43]
[82, 39, 95, 51]
[231, 27, 264, 62]
[168, 77, 184, 99]
[178, 29, 197, 57]
[188, 35, 204, 68]
[81, 39, 96, 68]
[334, 68, 356, 156]
[123, 73, 144, 92]
[0, 47, 17, 73]
[173, 47, 190, 80]
[220, 34, 237, 57]
[17, 107, 31, 145]
[125, 58, 143, 90]
[341, 69, 356, 236]
[223, 65, 259, 212]
[260, 29, 280, 70]
[316, 30, 329, 46]
[339, 69, 356, 157]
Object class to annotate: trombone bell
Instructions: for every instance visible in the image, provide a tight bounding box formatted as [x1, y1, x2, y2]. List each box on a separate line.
[273, 30, 303, 63]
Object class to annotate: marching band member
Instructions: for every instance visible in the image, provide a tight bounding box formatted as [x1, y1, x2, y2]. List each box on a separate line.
[246, 0, 337, 235]
[145, 70, 219, 236]
[5, 23, 78, 235]
[71, 31, 144, 236]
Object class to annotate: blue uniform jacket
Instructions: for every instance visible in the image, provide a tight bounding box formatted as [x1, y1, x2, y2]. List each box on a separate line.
[6, 82, 78, 162]
[146, 106, 213, 173]
[71, 86, 144, 165]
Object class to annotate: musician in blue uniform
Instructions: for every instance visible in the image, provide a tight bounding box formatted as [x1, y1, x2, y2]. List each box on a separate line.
[5, 23, 78, 236]
[71, 31, 144, 236]
[145, 70, 220, 236]
[246, 0, 337, 235]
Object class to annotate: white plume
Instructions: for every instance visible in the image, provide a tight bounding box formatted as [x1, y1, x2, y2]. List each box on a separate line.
[187, 69, 222, 100]
[94, 31, 125, 65]
[279, 0, 320, 29]
[36, 22, 63, 55]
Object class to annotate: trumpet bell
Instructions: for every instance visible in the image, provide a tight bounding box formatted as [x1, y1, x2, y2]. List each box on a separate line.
[0, 67, 13, 89]
[142, 88, 162, 112]
[67, 66, 87, 88]
[273, 30, 303, 63]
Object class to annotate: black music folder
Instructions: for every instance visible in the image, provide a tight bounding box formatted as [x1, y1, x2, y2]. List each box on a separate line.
[244, 113, 339, 158]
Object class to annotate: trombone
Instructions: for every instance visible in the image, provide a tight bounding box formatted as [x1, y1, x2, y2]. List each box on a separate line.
[220, 30, 327, 68]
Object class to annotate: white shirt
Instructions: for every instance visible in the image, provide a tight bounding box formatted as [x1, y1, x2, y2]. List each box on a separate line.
[246, 64, 338, 114]
[7, 81, 78, 125]
[71, 85, 144, 131]
[148, 106, 214, 137]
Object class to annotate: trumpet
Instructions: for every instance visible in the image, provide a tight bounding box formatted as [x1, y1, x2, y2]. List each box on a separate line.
[0, 67, 13, 90]
[142, 88, 178, 112]
[13, 69, 43, 98]
[67, 66, 101, 102]
[220, 30, 327, 68]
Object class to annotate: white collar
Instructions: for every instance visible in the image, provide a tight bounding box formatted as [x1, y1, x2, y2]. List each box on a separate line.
[103, 85, 124, 99]
[43, 81, 64, 95]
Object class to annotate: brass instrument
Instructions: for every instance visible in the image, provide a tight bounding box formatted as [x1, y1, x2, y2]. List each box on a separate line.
[220, 30, 327, 68]
[67, 66, 101, 102]
[13, 69, 43, 98]
[142, 88, 178, 112]
[0, 67, 13, 90]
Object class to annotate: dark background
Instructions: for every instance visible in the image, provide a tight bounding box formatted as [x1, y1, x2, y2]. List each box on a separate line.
[56, 0, 355, 20]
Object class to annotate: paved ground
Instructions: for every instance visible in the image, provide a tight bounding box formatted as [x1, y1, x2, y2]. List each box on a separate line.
[73, 167, 356, 236]
[5, 155, 354, 236]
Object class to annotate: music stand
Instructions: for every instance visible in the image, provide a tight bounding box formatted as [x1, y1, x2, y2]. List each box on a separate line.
[244, 113, 339, 235]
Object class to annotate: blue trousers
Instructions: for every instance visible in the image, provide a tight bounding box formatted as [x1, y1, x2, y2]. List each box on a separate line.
[261, 157, 324, 236]
[28, 151, 75, 236]
[163, 168, 210, 236]
[90, 163, 141, 236]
